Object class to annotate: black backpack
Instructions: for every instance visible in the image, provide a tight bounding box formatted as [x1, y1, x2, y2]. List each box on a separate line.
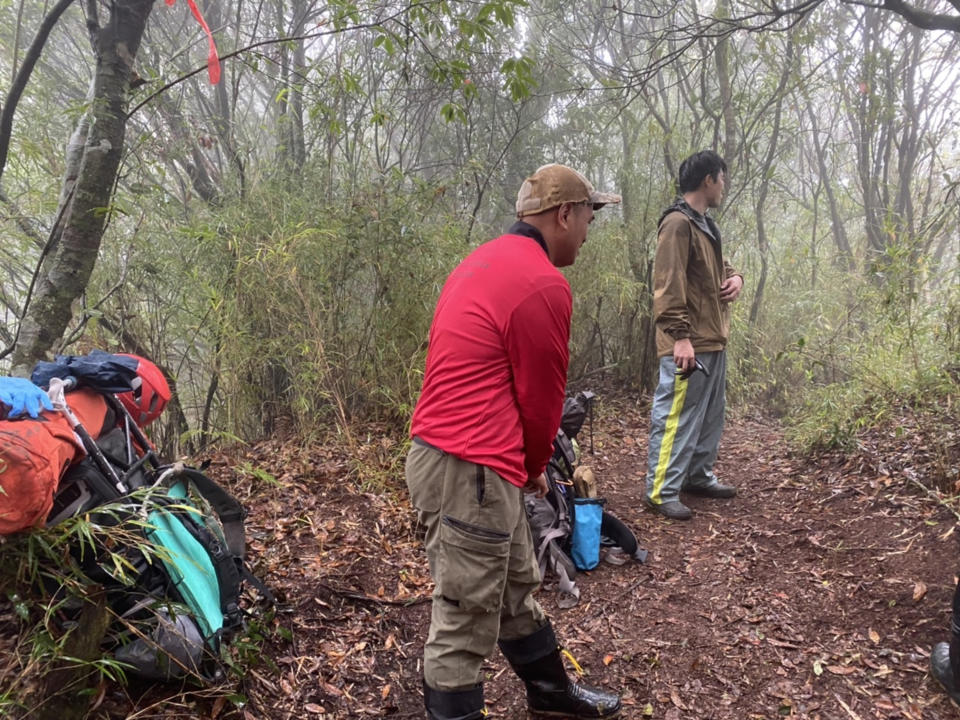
[46, 390, 272, 682]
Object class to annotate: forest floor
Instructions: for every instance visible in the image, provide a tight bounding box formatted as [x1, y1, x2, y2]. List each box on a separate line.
[99, 387, 960, 719]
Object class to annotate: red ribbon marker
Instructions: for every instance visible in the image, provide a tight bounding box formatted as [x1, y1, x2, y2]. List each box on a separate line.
[166, 0, 221, 84]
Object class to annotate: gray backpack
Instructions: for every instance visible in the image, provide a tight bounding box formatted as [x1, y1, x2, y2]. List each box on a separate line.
[525, 393, 646, 608]
[525, 450, 580, 607]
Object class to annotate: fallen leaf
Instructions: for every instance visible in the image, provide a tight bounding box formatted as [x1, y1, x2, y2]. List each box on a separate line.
[868, 628, 880, 644]
[322, 681, 343, 696]
[913, 581, 928, 602]
[603, 654, 615, 666]
[813, 659, 823, 676]
[382, 684, 391, 700]
[826, 665, 857, 675]
[305, 704, 326, 714]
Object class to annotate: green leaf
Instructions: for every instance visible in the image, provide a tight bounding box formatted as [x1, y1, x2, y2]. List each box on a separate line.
[373, 33, 395, 55]
[501, 55, 537, 101]
[440, 102, 467, 124]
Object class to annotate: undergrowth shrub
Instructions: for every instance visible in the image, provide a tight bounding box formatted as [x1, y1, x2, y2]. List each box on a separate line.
[0, 505, 273, 718]
[0, 515, 136, 717]
[177, 169, 471, 441]
[731, 240, 960, 471]
[565, 222, 653, 384]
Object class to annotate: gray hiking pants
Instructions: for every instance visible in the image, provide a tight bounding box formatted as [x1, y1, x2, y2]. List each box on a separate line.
[645, 350, 727, 504]
[405, 440, 546, 690]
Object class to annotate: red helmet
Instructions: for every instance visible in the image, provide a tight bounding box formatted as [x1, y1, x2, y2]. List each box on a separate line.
[116, 354, 171, 426]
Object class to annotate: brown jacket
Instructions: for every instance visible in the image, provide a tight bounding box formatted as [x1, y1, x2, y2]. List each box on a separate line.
[653, 204, 741, 357]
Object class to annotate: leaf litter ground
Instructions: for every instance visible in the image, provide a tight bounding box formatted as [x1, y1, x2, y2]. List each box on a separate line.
[70, 391, 960, 717]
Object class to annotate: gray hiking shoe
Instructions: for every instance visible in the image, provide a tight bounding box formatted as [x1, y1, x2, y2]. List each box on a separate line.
[683, 483, 737, 499]
[644, 497, 692, 520]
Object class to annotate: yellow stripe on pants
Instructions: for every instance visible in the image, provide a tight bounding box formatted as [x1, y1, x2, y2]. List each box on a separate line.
[650, 377, 688, 504]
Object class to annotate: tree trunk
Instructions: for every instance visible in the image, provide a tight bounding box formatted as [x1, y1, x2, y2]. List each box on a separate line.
[804, 98, 854, 270]
[275, 0, 306, 176]
[11, 0, 156, 374]
[618, 113, 659, 392]
[30, 586, 111, 720]
[713, 0, 738, 163]
[155, 92, 221, 206]
[748, 37, 794, 326]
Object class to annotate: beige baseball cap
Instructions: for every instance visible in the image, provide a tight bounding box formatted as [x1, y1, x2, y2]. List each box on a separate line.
[516, 163, 622, 218]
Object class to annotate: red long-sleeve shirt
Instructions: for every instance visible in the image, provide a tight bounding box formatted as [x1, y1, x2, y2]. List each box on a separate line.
[410, 224, 571, 487]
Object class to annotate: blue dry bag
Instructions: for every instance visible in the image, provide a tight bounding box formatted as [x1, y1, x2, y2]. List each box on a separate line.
[570, 497, 605, 570]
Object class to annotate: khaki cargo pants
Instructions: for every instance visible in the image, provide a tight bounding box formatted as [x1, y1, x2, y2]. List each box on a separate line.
[406, 440, 546, 690]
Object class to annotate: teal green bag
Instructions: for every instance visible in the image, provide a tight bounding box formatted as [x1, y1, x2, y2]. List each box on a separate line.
[109, 470, 251, 681]
[145, 481, 226, 641]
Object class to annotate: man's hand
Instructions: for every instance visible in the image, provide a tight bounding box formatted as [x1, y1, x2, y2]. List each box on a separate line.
[0, 377, 54, 419]
[523, 472, 548, 498]
[673, 338, 696, 373]
[720, 275, 743, 303]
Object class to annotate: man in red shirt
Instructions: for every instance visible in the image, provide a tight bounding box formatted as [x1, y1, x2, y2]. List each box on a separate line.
[407, 164, 622, 719]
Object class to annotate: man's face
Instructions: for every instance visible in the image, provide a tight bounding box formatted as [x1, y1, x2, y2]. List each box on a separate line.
[706, 171, 726, 208]
[557, 202, 595, 267]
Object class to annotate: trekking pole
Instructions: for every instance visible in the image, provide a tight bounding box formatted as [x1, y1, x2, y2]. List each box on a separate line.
[100, 393, 160, 483]
[48, 377, 129, 495]
[581, 391, 596, 456]
[589, 402, 594, 455]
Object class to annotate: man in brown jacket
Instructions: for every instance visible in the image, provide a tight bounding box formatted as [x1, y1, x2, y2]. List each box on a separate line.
[644, 150, 744, 520]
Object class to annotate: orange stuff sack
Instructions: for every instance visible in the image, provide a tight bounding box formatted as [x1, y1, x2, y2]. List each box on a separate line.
[0, 390, 110, 534]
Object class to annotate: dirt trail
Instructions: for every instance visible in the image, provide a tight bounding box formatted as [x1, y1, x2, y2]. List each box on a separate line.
[118, 397, 958, 719]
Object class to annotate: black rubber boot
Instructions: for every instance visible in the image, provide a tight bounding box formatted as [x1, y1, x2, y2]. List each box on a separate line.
[423, 681, 485, 720]
[931, 583, 960, 706]
[930, 641, 960, 705]
[499, 623, 621, 719]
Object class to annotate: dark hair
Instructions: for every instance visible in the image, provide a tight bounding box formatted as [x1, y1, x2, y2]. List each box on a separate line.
[677, 150, 727, 194]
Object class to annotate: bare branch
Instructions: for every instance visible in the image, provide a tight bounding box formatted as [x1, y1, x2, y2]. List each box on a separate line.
[0, 187, 46, 249]
[872, 0, 960, 32]
[0, 186, 74, 362]
[127, 6, 428, 119]
[0, 0, 78, 187]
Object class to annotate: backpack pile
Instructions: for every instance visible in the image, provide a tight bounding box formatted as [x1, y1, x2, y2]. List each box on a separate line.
[0, 351, 271, 682]
[525, 391, 647, 608]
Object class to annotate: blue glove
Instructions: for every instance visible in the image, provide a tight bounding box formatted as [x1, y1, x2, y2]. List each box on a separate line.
[0, 376, 54, 419]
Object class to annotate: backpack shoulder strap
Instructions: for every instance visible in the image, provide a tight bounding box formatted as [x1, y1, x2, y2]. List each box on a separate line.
[154, 492, 244, 635]
[171, 468, 275, 619]
[178, 467, 246, 559]
[241, 565, 276, 605]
